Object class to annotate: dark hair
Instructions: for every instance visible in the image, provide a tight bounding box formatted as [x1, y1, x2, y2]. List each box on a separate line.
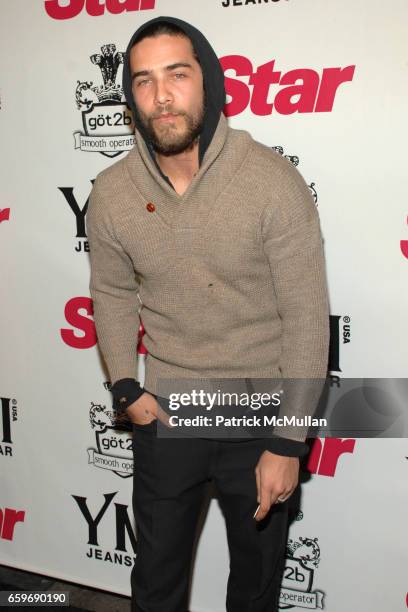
[131, 21, 200, 65]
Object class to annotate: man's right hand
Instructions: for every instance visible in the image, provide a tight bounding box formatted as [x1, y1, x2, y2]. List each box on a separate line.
[125, 392, 171, 427]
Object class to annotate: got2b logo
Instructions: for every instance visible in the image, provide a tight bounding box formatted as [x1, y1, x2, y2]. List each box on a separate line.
[74, 43, 135, 158]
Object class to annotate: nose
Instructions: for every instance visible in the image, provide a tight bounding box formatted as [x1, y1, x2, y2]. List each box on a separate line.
[154, 77, 172, 107]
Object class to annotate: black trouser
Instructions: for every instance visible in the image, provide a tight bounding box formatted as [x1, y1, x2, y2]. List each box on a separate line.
[131, 420, 288, 612]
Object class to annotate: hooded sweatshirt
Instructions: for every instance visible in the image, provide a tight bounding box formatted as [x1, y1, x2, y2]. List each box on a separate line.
[110, 15, 227, 413]
[87, 17, 330, 457]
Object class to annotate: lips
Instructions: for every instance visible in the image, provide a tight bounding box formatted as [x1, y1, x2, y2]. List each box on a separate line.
[155, 113, 179, 122]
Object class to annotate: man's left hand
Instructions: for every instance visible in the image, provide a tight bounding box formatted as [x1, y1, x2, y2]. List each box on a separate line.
[254, 451, 299, 521]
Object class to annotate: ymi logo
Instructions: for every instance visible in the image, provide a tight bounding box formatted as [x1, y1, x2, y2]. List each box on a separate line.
[272, 146, 318, 205]
[280, 536, 325, 610]
[74, 44, 135, 158]
[329, 315, 352, 375]
[87, 401, 133, 478]
[1, 396, 15, 457]
[72, 491, 136, 562]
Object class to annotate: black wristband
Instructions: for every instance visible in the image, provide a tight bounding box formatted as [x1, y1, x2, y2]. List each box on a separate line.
[110, 378, 145, 414]
[265, 436, 310, 458]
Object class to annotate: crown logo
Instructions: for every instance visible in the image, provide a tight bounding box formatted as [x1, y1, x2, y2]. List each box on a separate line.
[76, 44, 124, 109]
[287, 536, 321, 569]
[89, 402, 116, 431]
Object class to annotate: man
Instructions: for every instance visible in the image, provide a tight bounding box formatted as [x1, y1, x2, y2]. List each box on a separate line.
[87, 15, 330, 612]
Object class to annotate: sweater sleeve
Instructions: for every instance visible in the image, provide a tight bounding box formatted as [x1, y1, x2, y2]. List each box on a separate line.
[87, 178, 144, 412]
[260, 158, 330, 458]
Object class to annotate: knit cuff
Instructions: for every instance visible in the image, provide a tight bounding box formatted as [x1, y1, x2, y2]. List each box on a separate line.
[110, 378, 145, 414]
[264, 436, 310, 458]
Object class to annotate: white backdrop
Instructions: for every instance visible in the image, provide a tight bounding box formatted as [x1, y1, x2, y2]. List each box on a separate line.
[1, 1, 407, 610]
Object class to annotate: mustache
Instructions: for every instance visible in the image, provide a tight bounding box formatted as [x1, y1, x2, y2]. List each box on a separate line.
[150, 108, 185, 120]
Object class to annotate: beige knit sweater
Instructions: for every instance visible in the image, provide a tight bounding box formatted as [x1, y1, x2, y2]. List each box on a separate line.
[87, 113, 330, 447]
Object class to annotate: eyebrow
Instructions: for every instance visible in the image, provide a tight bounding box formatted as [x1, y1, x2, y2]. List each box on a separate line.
[131, 62, 193, 81]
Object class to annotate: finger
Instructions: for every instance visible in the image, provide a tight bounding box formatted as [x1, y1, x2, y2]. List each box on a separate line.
[282, 488, 295, 502]
[135, 405, 158, 425]
[139, 401, 161, 425]
[253, 503, 260, 519]
[255, 469, 260, 504]
[254, 486, 272, 521]
[155, 402, 172, 427]
[132, 413, 155, 425]
[274, 489, 292, 504]
[115, 410, 130, 423]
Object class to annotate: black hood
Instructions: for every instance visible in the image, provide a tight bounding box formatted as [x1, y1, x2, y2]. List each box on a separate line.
[122, 16, 226, 166]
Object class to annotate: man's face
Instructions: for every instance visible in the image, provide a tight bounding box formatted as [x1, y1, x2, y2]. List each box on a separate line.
[130, 34, 204, 155]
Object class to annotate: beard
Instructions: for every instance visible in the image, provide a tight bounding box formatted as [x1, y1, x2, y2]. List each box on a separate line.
[138, 101, 205, 156]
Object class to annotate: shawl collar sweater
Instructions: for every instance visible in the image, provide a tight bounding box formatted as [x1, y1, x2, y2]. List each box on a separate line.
[87, 113, 330, 456]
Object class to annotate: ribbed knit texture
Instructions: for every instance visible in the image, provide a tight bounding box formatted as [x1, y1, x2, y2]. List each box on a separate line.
[87, 113, 330, 452]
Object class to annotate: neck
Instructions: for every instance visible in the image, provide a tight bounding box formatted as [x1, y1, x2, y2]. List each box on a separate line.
[155, 140, 199, 195]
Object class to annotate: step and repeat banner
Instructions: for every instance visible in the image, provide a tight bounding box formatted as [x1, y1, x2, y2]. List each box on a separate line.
[1, 1, 407, 610]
